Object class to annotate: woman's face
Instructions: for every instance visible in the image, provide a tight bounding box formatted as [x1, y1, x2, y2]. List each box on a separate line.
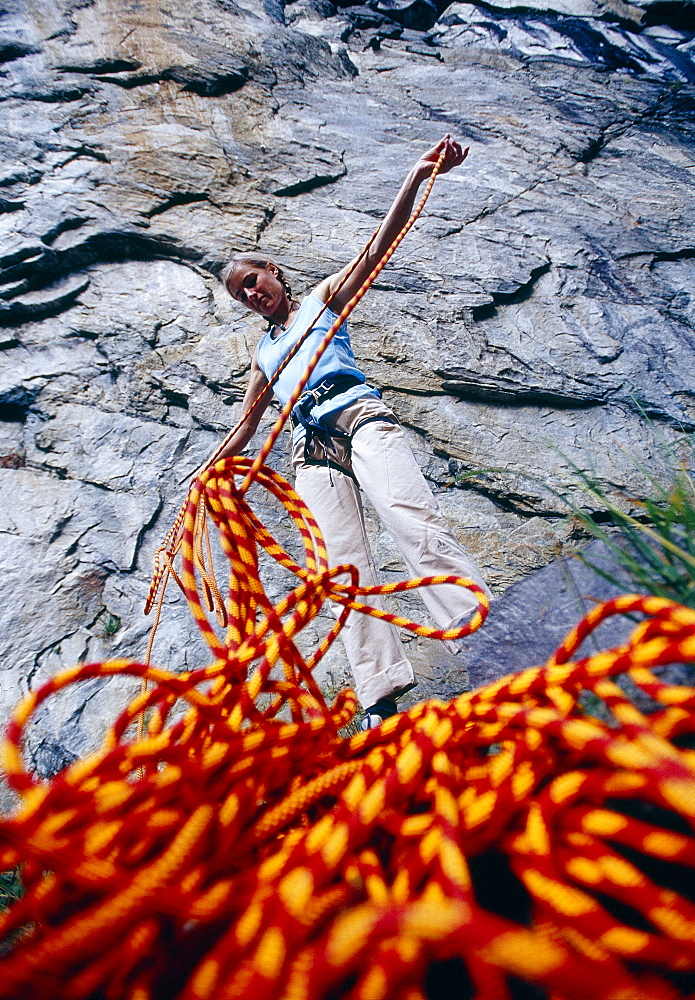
[227, 262, 286, 319]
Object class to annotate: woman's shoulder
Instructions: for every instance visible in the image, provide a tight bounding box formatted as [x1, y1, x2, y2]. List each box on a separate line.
[303, 289, 343, 324]
[300, 290, 326, 309]
[312, 276, 332, 305]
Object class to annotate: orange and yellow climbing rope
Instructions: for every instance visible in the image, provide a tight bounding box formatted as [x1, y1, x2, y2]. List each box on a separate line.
[1, 145, 695, 999]
[2, 574, 695, 999]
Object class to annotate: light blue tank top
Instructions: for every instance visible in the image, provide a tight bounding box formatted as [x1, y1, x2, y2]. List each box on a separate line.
[256, 294, 378, 431]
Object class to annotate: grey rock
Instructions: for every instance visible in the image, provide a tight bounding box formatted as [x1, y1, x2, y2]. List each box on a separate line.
[458, 539, 636, 689]
[0, 0, 693, 794]
[373, 0, 440, 31]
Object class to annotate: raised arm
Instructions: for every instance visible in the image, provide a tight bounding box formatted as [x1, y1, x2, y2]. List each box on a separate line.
[314, 135, 468, 312]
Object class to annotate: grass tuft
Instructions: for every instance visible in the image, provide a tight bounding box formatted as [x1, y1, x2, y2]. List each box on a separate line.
[560, 433, 695, 608]
[0, 867, 23, 910]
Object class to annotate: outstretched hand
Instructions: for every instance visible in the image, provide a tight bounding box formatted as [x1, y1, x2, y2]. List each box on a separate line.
[317, 132, 470, 311]
[417, 134, 468, 175]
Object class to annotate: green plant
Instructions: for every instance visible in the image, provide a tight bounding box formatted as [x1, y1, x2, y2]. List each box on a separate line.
[445, 459, 494, 490]
[95, 610, 122, 639]
[561, 440, 695, 609]
[0, 867, 23, 910]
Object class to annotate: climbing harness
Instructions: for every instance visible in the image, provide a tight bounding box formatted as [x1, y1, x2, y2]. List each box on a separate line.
[290, 373, 367, 430]
[290, 373, 365, 478]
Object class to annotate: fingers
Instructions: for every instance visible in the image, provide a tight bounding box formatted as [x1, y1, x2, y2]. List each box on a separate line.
[443, 136, 465, 162]
[419, 135, 470, 174]
[431, 134, 469, 173]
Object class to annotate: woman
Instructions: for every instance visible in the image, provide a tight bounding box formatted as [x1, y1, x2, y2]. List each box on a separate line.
[219, 135, 492, 728]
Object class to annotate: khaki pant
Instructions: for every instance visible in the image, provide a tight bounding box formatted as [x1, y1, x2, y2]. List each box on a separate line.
[293, 395, 492, 707]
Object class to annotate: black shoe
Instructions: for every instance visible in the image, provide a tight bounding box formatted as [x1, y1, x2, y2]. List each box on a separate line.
[360, 697, 398, 731]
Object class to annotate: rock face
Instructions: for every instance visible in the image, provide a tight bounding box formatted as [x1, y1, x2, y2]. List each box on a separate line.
[0, 0, 693, 790]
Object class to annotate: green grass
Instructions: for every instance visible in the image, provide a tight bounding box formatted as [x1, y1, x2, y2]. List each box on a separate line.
[563, 443, 695, 609]
[0, 867, 23, 910]
[97, 611, 122, 638]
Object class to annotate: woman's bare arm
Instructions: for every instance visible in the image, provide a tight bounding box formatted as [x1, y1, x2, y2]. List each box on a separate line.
[314, 135, 468, 312]
[215, 349, 273, 461]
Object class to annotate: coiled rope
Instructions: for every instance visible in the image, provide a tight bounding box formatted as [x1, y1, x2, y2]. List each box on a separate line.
[1, 590, 695, 999]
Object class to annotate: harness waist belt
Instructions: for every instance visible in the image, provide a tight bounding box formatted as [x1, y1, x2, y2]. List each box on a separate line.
[290, 375, 366, 429]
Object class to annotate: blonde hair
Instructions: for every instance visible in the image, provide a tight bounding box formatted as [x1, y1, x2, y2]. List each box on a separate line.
[221, 253, 293, 300]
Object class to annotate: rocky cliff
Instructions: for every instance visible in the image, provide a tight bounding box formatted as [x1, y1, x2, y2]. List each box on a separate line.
[1, 0, 693, 784]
